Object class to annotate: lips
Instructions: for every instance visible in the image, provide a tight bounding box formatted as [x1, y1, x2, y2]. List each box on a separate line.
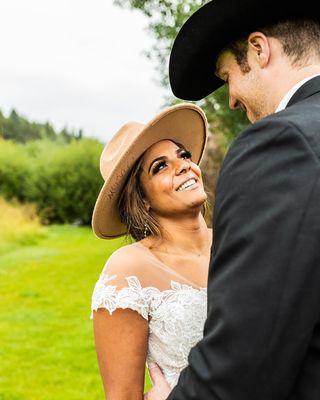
[176, 177, 198, 192]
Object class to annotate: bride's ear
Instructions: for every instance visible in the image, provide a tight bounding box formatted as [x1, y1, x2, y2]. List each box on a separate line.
[143, 198, 151, 212]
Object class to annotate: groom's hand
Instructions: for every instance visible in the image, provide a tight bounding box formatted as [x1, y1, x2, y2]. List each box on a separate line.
[144, 363, 171, 400]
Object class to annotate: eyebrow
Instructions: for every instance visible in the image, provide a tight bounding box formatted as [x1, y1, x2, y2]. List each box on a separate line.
[148, 148, 185, 173]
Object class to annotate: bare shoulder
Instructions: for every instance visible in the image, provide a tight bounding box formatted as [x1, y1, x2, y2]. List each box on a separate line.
[102, 241, 152, 276]
[108, 241, 147, 261]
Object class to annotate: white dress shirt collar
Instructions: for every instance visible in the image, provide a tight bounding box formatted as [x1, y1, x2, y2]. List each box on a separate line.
[275, 73, 320, 113]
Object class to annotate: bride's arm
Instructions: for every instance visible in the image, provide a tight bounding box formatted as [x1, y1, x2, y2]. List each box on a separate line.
[93, 307, 149, 400]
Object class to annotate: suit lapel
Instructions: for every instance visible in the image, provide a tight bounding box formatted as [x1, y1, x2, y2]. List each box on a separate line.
[286, 75, 320, 108]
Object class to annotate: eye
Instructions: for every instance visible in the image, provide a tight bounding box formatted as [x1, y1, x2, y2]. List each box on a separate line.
[180, 150, 192, 160]
[152, 160, 167, 175]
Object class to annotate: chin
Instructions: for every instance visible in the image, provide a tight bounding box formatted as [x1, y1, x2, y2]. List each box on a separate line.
[247, 110, 257, 123]
[248, 113, 262, 123]
[248, 106, 271, 122]
[189, 192, 207, 208]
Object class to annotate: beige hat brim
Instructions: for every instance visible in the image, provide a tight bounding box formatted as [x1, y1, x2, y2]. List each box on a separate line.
[92, 103, 208, 239]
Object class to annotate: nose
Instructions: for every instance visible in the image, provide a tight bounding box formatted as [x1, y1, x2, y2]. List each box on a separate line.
[229, 93, 240, 110]
[175, 159, 191, 175]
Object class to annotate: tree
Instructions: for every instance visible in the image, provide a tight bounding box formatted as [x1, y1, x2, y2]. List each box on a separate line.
[114, 1, 250, 218]
[114, 0, 249, 145]
[0, 108, 84, 143]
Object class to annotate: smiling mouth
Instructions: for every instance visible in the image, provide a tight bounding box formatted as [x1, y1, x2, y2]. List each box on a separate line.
[176, 178, 197, 192]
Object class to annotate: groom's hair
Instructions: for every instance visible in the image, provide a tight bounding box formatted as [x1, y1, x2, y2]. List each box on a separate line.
[226, 18, 320, 73]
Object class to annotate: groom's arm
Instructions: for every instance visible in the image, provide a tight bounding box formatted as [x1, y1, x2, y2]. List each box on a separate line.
[167, 117, 320, 399]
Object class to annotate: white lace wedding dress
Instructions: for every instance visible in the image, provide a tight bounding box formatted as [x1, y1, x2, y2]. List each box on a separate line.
[90, 241, 207, 388]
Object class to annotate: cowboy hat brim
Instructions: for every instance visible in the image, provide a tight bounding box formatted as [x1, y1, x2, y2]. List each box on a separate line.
[169, 0, 320, 101]
[92, 103, 208, 239]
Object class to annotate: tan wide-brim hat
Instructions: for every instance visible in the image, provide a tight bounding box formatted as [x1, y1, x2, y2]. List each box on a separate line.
[92, 103, 208, 239]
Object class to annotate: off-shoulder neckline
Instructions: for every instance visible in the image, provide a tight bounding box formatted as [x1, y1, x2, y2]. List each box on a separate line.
[133, 241, 208, 290]
[100, 272, 207, 293]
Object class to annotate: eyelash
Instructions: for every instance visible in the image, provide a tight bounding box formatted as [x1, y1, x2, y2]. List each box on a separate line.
[181, 150, 192, 160]
[151, 150, 192, 175]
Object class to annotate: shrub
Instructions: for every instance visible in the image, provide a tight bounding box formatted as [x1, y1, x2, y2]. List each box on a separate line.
[0, 139, 30, 202]
[0, 138, 104, 225]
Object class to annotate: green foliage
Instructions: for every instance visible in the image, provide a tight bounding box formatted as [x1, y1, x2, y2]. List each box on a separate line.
[0, 224, 151, 399]
[0, 108, 83, 143]
[0, 139, 30, 202]
[201, 86, 249, 143]
[0, 138, 104, 225]
[114, 0, 249, 144]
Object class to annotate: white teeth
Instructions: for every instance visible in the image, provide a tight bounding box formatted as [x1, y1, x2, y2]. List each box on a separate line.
[177, 178, 196, 191]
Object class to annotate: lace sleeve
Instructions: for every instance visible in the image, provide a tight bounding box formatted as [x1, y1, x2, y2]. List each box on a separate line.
[90, 272, 153, 321]
[90, 241, 203, 322]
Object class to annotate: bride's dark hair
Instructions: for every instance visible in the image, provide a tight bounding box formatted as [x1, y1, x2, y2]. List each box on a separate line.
[118, 151, 161, 241]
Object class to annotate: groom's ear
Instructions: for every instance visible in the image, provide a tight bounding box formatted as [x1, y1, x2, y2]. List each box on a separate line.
[247, 32, 271, 69]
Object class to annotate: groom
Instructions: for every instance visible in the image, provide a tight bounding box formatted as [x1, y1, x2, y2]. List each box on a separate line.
[145, 1, 320, 399]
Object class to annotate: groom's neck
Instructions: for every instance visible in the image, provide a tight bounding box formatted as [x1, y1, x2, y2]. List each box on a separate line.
[268, 62, 320, 114]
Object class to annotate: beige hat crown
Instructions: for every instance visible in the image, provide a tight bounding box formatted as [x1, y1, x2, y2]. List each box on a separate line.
[100, 122, 145, 180]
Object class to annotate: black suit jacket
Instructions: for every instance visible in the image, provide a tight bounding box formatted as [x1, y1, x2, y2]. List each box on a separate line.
[167, 76, 320, 400]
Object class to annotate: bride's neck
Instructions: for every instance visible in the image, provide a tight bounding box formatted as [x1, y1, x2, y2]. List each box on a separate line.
[154, 213, 211, 255]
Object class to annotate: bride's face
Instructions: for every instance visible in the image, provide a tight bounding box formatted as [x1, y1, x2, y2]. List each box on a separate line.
[139, 140, 207, 218]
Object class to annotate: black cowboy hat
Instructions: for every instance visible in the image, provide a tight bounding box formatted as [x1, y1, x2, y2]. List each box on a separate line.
[169, 0, 320, 101]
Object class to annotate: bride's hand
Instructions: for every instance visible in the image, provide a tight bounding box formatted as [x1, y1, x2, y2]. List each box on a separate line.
[144, 363, 171, 400]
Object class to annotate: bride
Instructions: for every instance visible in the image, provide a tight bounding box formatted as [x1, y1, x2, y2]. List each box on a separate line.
[90, 103, 212, 399]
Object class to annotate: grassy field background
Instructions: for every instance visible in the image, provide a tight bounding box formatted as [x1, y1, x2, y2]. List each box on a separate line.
[0, 224, 152, 399]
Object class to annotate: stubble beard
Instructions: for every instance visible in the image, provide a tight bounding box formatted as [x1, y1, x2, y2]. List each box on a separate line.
[248, 95, 274, 123]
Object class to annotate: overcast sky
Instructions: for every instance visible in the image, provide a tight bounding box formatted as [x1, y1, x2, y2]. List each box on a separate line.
[0, 0, 166, 142]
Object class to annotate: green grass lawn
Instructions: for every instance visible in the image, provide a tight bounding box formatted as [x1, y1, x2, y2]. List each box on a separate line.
[0, 225, 151, 400]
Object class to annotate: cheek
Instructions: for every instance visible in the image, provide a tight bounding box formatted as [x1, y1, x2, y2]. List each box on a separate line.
[192, 164, 206, 192]
[230, 80, 244, 98]
[191, 163, 202, 179]
[229, 70, 252, 96]
[228, 81, 241, 104]
[243, 73, 260, 97]
[148, 175, 173, 202]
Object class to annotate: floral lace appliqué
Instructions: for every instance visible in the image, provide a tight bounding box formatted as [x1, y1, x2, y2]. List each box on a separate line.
[90, 273, 159, 320]
[90, 273, 207, 388]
